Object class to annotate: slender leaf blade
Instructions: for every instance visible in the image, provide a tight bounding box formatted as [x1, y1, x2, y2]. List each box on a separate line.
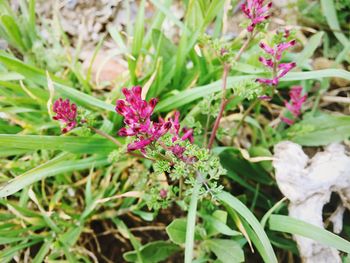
[269, 215, 350, 254]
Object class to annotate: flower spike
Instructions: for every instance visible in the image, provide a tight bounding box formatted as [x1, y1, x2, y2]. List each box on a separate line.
[52, 98, 78, 133]
[116, 87, 193, 156]
[241, 0, 272, 32]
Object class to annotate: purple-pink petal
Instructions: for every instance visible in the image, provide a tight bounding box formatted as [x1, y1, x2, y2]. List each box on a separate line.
[241, 0, 272, 32]
[280, 116, 294, 125]
[259, 56, 274, 68]
[259, 42, 275, 56]
[52, 98, 78, 133]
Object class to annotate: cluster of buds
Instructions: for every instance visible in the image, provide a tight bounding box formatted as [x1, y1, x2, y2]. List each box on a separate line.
[241, 0, 272, 32]
[256, 38, 296, 86]
[52, 98, 78, 133]
[281, 86, 307, 125]
[116, 86, 193, 157]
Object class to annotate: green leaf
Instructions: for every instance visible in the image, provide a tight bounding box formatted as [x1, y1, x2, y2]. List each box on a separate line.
[295, 32, 324, 67]
[155, 69, 350, 112]
[282, 69, 350, 82]
[0, 236, 24, 245]
[320, 0, 350, 47]
[150, 0, 189, 34]
[0, 54, 115, 112]
[132, 0, 145, 57]
[0, 154, 108, 198]
[155, 75, 255, 112]
[59, 225, 84, 247]
[0, 239, 42, 260]
[166, 218, 187, 245]
[123, 241, 180, 263]
[217, 191, 277, 263]
[203, 0, 225, 27]
[32, 238, 53, 263]
[205, 239, 244, 263]
[113, 218, 142, 261]
[0, 72, 24, 81]
[0, 15, 26, 51]
[287, 114, 350, 146]
[184, 177, 201, 263]
[269, 215, 350, 254]
[201, 212, 241, 237]
[0, 134, 116, 154]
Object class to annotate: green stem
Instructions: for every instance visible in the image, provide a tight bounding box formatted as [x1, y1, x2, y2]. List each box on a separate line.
[89, 126, 121, 147]
[236, 99, 260, 131]
[184, 175, 202, 263]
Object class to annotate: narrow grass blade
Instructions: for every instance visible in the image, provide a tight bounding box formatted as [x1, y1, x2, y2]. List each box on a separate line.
[320, 0, 350, 47]
[184, 177, 201, 263]
[0, 134, 116, 154]
[150, 0, 189, 34]
[0, 54, 115, 111]
[156, 69, 350, 112]
[0, 155, 108, 198]
[269, 215, 350, 254]
[282, 69, 350, 82]
[295, 32, 324, 66]
[217, 191, 278, 263]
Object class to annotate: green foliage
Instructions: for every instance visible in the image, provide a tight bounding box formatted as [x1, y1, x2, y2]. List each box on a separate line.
[233, 80, 263, 100]
[123, 241, 180, 263]
[287, 113, 350, 146]
[166, 218, 188, 244]
[204, 239, 244, 263]
[269, 215, 350, 254]
[0, 0, 349, 262]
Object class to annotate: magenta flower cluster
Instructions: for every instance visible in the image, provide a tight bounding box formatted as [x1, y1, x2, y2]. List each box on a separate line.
[256, 39, 296, 86]
[52, 98, 78, 133]
[116, 86, 193, 155]
[241, 0, 272, 32]
[281, 86, 307, 125]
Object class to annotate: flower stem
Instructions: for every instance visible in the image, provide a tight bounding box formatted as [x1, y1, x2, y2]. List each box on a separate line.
[207, 63, 230, 149]
[89, 126, 122, 147]
[90, 126, 151, 160]
[207, 33, 254, 150]
[236, 99, 260, 131]
[184, 174, 202, 263]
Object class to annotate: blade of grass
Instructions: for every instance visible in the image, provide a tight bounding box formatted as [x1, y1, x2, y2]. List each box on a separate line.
[295, 31, 324, 67]
[32, 238, 53, 263]
[0, 155, 108, 198]
[217, 191, 278, 263]
[0, 15, 26, 52]
[150, 0, 189, 34]
[156, 69, 350, 112]
[320, 0, 350, 47]
[0, 54, 115, 111]
[269, 215, 350, 254]
[128, 0, 145, 84]
[184, 176, 201, 263]
[0, 134, 116, 154]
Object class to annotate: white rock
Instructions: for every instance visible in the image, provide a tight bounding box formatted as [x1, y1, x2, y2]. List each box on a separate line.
[273, 141, 350, 263]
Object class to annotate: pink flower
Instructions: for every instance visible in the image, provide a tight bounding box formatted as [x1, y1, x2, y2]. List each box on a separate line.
[166, 111, 194, 144]
[159, 189, 167, 199]
[258, 56, 274, 68]
[116, 87, 171, 152]
[257, 40, 296, 86]
[280, 116, 294, 125]
[53, 98, 78, 133]
[256, 77, 278, 86]
[281, 86, 307, 125]
[241, 0, 272, 32]
[116, 87, 193, 156]
[159, 111, 194, 160]
[127, 138, 153, 152]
